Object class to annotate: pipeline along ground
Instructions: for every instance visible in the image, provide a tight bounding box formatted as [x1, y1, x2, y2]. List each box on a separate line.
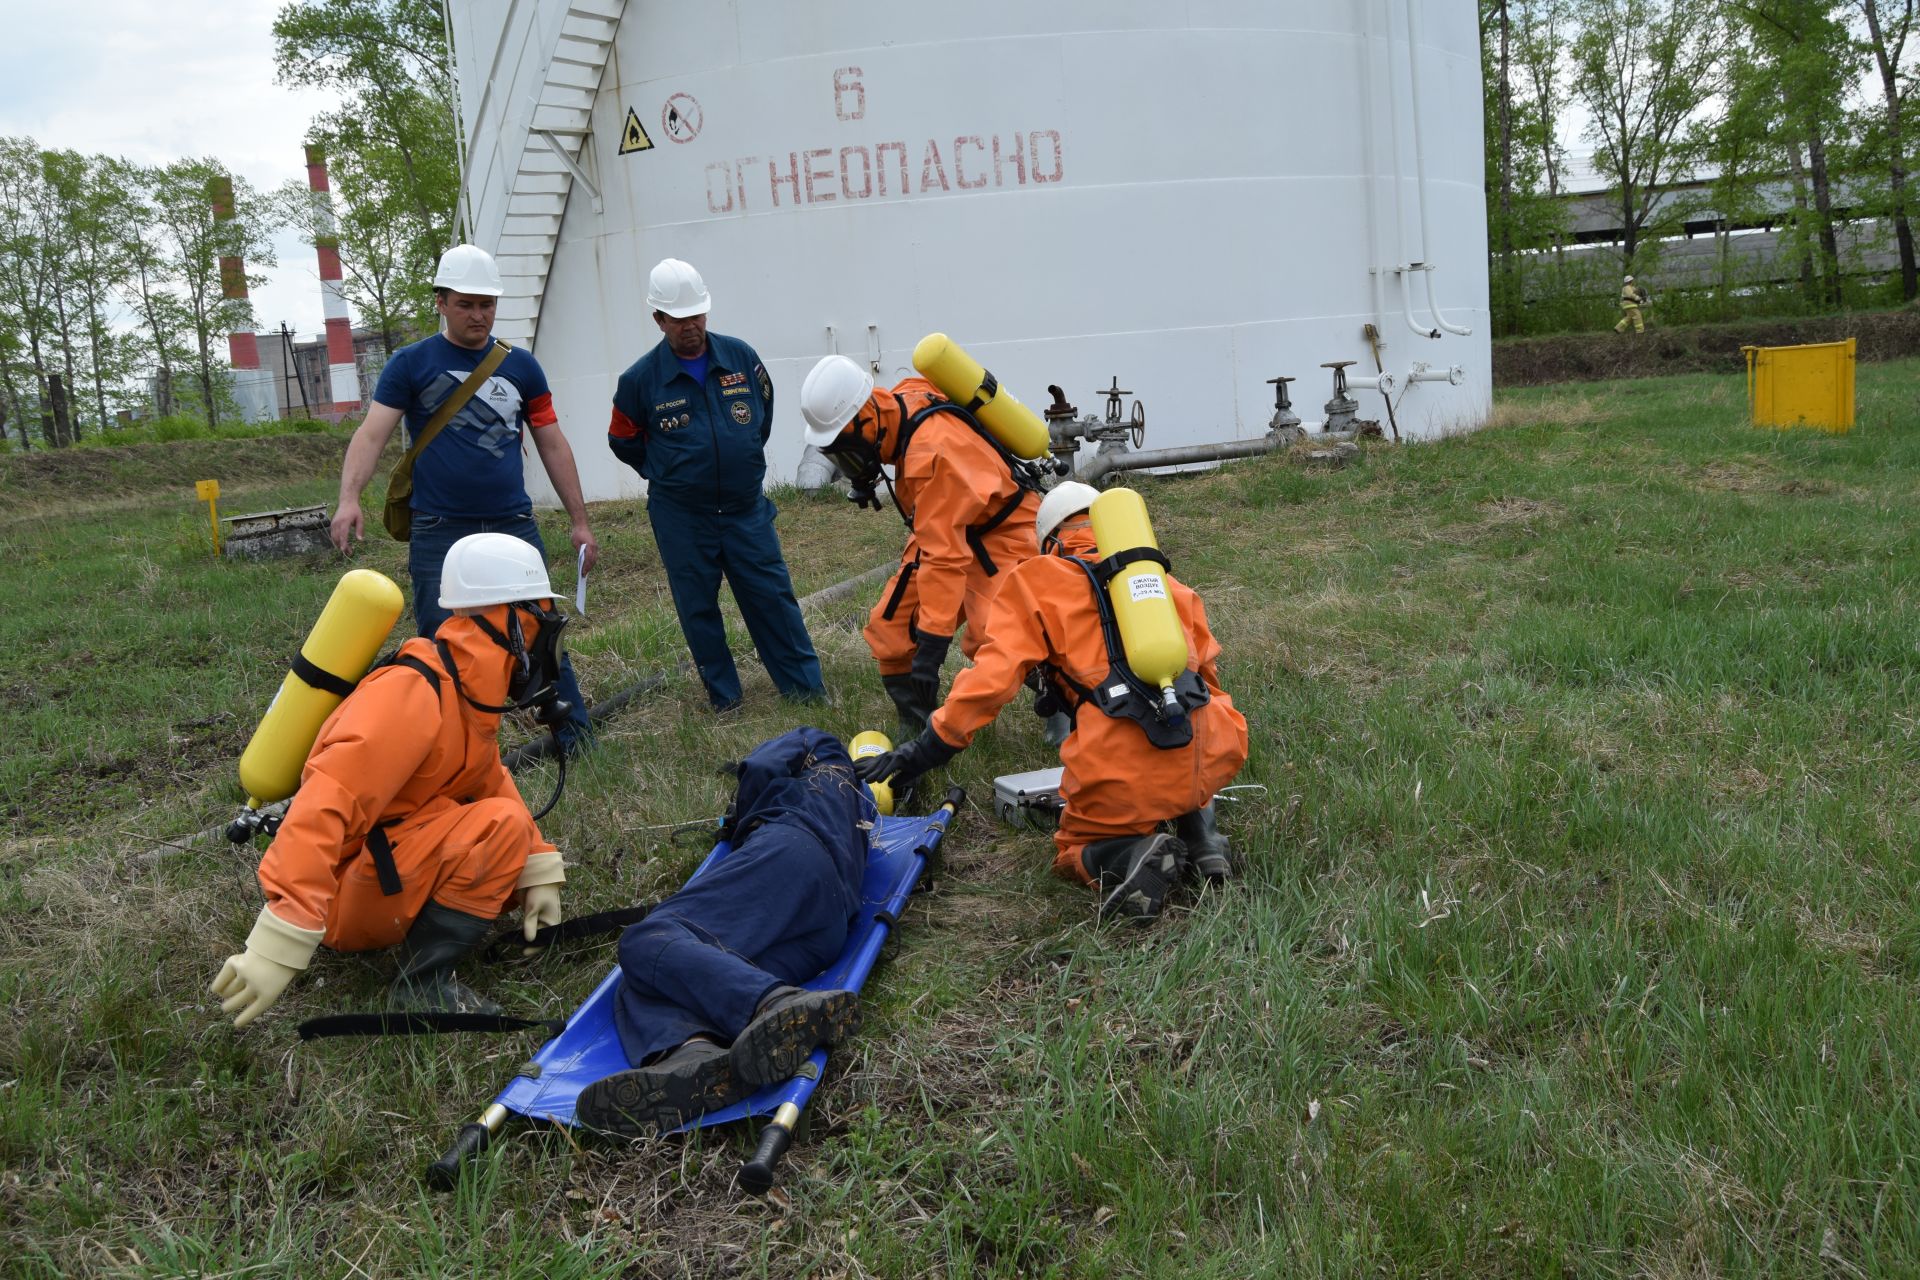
[2, 362, 1918, 1278]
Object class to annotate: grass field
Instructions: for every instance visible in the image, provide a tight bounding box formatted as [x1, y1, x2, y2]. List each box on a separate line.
[2, 361, 1917, 1278]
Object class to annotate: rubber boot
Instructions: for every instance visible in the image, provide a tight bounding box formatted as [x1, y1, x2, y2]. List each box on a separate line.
[1080, 833, 1184, 924]
[575, 1038, 740, 1136]
[388, 901, 502, 1015]
[730, 985, 862, 1089]
[1174, 803, 1235, 884]
[882, 673, 931, 740]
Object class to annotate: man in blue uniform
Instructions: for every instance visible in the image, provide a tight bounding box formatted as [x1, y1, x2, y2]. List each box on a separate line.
[607, 259, 824, 711]
[330, 244, 597, 754]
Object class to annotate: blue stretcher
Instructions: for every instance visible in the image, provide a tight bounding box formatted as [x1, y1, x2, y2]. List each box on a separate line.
[429, 789, 961, 1193]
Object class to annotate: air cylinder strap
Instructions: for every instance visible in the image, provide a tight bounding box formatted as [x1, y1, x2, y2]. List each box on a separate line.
[290, 653, 357, 699]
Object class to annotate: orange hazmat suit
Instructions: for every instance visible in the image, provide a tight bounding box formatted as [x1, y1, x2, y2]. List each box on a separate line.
[929, 524, 1248, 883]
[859, 378, 1042, 672]
[254, 607, 559, 953]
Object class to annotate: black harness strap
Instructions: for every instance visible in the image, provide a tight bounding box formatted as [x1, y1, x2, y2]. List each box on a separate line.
[965, 489, 1028, 577]
[480, 903, 656, 963]
[364, 823, 404, 897]
[880, 554, 920, 622]
[297, 1011, 566, 1041]
[290, 653, 357, 699]
[895, 399, 1044, 577]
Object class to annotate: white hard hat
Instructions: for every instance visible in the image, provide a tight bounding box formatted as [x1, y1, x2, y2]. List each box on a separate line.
[647, 258, 711, 318]
[438, 533, 555, 609]
[800, 355, 875, 446]
[1037, 482, 1101, 543]
[433, 244, 503, 297]
[1624, 274, 1634, 283]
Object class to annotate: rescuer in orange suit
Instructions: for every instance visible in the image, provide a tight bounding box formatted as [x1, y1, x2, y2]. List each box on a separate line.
[856, 483, 1249, 923]
[210, 534, 570, 1028]
[799, 353, 1043, 738]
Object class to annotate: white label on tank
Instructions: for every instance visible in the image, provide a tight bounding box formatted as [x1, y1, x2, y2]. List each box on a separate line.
[1127, 574, 1167, 603]
[1106, 684, 1130, 699]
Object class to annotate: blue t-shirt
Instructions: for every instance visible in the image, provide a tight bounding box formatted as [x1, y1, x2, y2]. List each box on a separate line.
[677, 351, 709, 384]
[372, 333, 555, 519]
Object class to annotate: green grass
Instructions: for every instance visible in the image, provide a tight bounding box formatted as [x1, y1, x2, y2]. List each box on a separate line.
[2, 362, 1918, 1277]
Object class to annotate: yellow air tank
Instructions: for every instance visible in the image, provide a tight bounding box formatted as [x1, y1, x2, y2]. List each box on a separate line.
[849, 729, 896, 815]
[236, 569, 404, 811]
[1088, 488, 1190, 708]
[911, 333, 1050, 460]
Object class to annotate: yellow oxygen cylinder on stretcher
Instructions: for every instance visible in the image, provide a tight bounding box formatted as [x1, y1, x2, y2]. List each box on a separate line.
[1088, 488, 1190, 712]
[849, 729, 896, 815]
[910, 333, 1050, 460]
[228, 569, 404, 841]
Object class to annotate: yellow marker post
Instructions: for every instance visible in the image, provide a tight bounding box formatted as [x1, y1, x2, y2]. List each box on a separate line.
[195, 479, 222, 554]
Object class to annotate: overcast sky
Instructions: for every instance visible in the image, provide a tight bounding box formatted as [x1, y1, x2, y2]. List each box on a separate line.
[0, 2, 346, 343]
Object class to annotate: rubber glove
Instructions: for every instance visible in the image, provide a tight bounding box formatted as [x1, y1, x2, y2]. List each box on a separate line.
[517, 850, 567, 953]
[853, 728, 961, 790]
[211, 907, 322, 1029]
[908, 631, 952, 714]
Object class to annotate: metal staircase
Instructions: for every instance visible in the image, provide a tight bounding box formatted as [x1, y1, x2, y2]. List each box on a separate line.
[457, 0, 627, 352]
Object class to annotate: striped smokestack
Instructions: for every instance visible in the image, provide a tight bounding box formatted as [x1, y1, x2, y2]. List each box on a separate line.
[305, 145, 361, 415]
[208, 175, 258, 370]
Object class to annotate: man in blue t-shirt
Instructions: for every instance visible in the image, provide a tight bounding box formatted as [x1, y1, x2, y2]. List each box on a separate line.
[607, 258, 823, 711]
[329, 244, 598, 752]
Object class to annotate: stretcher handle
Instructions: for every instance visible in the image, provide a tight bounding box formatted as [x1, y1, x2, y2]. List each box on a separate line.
[738, 1120, 794, 1195]
[427, 1103, 508, 1191]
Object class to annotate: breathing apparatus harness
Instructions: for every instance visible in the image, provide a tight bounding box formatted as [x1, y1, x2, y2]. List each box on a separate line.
[1033, 542, 1211, 750]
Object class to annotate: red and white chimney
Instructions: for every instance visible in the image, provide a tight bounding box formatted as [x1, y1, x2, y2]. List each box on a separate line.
[209, 175, 258, 371]
[305, 145, 362, 416]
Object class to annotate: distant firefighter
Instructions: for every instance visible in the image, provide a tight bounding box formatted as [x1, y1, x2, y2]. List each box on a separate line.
[1614, 274, 1650, 334]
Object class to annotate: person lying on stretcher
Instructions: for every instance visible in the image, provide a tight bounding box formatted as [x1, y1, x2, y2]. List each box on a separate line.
[577, 727, 870, 1135]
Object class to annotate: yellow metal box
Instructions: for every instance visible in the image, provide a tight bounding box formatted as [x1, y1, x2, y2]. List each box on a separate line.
[1742, 338, 1856, 433]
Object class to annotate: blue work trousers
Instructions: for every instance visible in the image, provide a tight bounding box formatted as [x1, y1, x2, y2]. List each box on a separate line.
[648, 493, 824, 709]
[613, 822, 859, 1064]
[407, 511, 593, 750]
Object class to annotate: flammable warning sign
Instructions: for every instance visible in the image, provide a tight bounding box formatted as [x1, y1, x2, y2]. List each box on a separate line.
[620, 107, 654, 155]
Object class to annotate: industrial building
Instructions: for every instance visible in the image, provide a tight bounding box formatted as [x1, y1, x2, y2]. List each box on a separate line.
[447, 1, 1491, 504]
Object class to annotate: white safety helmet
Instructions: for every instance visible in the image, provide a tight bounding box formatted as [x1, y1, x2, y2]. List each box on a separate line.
[1036, 482, 1102, 544]
[646, 258, 711, 318]
[1623, 274, 1634, 283]
[433, 244, 503, 297]
[800, 355, 876, 446]
[438, 533, 556, 609]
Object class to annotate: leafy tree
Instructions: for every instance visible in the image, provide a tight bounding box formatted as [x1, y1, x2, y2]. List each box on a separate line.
[1570, 0, 1725, 267]
[42, 150, 141, 437]
[1731, 0, 1861, 307]
[1854, 0, 1919, 299]
[274, 0, 460, 309]
[143, 159, 278, 429]
[0, 136, 68, 446]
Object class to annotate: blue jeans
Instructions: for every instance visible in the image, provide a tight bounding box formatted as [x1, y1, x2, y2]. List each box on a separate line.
[407, 510, 593, 749]
[648, 493, 825, 709]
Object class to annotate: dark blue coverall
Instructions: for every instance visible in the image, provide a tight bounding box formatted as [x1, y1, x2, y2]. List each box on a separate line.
[613, 727, 874, 1066]
[608, 333, 824, 710]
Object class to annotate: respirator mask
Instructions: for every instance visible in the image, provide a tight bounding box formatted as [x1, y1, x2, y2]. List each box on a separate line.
[454, 602, 573, 729]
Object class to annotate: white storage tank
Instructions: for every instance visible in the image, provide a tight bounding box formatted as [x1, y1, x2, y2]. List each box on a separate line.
[451, 0, 1490, 503]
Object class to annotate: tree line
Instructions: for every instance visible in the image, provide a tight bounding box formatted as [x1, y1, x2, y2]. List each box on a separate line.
[0, 0, 456, 450]
[1483, 0, 1920, 336]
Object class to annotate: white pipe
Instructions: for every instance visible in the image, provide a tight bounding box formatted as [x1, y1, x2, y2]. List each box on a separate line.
[1403, 0, 1473, 336]
[1359, 0, 1386, 335]
[1400, 266, 1440, 340]
[1405, 363, 1464, 386]
[1378, 3, 1442, 340]
[1347, 372, 1397, 396]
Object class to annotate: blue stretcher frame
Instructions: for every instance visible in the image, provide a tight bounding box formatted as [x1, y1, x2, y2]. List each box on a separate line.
[430, 792, 959, 1191]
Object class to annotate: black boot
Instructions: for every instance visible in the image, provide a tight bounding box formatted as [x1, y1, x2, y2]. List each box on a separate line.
[1080, 833, 1184, 924]
[882, 673, 931, 740]
[388, 901, 501, 1015]
[1174, 803, 1235, 884]
[729, 985, 862, 1089]
[576, 1038, 740, 1136]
